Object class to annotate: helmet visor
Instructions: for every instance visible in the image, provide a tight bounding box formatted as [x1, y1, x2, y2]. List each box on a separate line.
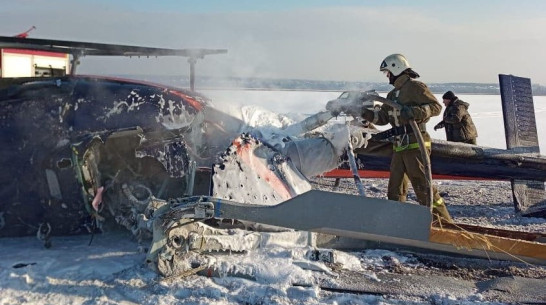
[380, 60, 388, 71]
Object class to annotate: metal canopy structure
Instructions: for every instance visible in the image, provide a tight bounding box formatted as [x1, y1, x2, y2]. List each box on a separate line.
[0, 36, 227, 91]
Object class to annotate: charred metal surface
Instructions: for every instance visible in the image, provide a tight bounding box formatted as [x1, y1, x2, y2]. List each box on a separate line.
[136, 139, 190, 178]
[499, 74, 545, 217]
[0, 76, 211, 238]
[349, 139, 546, 181]
[511, 179, 546, 217]
[499, 75, 540, 153]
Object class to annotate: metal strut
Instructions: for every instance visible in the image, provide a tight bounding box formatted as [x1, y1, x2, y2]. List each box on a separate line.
[346, 124, 366, 196]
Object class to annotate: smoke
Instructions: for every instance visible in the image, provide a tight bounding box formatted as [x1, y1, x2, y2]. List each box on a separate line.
[202, 89, 341, 115]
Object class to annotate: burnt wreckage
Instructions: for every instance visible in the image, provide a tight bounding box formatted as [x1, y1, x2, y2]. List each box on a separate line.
[0, 36, 545, 269]
[0, 36, 230, 240]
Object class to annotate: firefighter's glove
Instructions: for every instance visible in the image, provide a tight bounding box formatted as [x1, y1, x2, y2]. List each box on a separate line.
[434, 121, 445, 131]
[399, 105, 415, 123]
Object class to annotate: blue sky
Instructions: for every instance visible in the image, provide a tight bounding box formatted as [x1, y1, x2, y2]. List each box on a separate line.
[91, 0, 545, 15]
[2, 1, 546, 85]
[88, 1, 388, 13]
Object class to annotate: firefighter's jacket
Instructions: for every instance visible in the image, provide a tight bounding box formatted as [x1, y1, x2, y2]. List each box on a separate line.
[362, 74, 442, 149]
[442, 99, 478, 143]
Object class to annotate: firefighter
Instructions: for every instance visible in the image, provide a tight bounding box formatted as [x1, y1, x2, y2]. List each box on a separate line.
[434, 91, 478, 144]
[327, 54, 453, 223]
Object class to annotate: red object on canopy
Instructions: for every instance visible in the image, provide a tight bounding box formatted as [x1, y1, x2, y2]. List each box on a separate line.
[14, 26, 36, 38]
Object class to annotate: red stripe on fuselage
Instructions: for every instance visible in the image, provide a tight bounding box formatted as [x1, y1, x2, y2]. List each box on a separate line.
[3, 48, 68, 58]
[322, 169, 498, 180]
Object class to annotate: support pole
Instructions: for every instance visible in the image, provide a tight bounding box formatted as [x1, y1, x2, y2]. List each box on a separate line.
[188, 57, 197, 91]
[346, 125, 366, 196]
[70, 54, 81, 76]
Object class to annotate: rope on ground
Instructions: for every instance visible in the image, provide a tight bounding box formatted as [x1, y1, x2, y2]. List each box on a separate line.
[432, 219, 535, 266]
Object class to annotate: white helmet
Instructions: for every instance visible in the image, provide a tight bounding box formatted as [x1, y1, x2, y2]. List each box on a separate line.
[380, 54, 411, 77]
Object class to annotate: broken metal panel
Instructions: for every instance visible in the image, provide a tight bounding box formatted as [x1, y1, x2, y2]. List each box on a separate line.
[135, 139, 190, 178]
[499, 74, 546, 216]
[499, 74, 540, 153]
[204, 190, 432, 242]
[73, 129, 197, 247]
[511, 179, 546, 217]
[211, 134, 312, 205]
[79, 131, 191, 199]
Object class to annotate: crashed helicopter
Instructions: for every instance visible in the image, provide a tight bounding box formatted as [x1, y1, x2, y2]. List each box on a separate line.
[1, 36, 545, 274]
[0, 35, 229, 241]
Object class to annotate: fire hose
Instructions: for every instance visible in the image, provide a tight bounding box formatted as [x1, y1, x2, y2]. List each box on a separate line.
[282, 97, 433, 210]
[370, 95, 434, 211]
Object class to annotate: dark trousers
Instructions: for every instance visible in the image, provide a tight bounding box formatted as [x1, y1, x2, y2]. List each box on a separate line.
[387, 147, 442, 206]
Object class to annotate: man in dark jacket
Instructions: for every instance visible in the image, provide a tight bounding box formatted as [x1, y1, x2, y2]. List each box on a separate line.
[327, 54, 453, 223]
[434, 91, 478, 144]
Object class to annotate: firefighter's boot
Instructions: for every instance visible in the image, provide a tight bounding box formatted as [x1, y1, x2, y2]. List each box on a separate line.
[432, 198, 453, 224]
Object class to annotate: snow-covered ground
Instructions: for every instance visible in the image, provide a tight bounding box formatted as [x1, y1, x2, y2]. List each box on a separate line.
[1, 90, 545, 304]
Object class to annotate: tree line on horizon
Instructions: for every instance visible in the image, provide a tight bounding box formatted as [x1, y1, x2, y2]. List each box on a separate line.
[121, 75, 546, 95]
